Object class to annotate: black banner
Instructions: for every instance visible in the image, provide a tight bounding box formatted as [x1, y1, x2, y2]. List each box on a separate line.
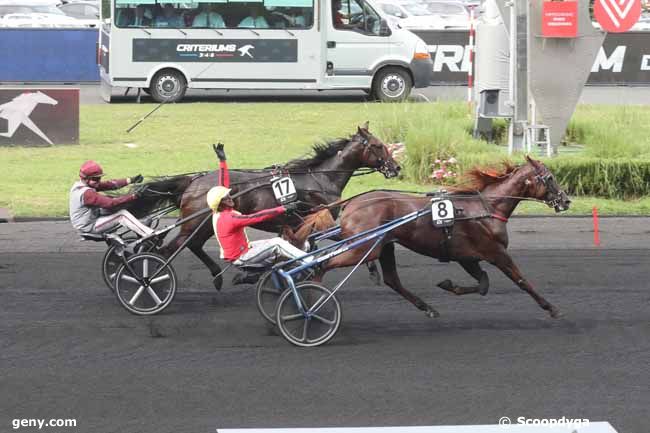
[0, 88, 79, 146]
[412, 30, 650, 85]
[133, 38, 298, 63]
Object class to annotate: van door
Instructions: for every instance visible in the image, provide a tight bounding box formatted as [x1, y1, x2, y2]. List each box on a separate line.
[323, 0, 393, 88]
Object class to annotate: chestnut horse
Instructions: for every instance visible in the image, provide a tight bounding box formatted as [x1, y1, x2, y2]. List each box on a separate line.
[312, 156, 571, 318]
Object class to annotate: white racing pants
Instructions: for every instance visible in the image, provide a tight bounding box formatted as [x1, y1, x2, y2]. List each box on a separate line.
[93, 209, 154, 238]
[235, 238, 312, 266]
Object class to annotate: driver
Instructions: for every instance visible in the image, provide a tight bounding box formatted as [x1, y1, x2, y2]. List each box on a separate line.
[69, 160, 152, 242]
[207, 144, 312, 267]
[332, 0, 346, 27]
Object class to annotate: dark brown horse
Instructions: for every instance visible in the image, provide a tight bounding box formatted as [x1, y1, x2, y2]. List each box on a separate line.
[154, 123, 400, 286]
[312, 156, 571, 318]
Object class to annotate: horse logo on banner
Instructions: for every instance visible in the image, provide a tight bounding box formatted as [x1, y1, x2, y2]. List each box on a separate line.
[594, 0, 642, 33]
[0, 91, 58, 144]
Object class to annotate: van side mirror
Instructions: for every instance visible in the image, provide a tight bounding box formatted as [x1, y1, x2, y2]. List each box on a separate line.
[379, 18, 391, 36]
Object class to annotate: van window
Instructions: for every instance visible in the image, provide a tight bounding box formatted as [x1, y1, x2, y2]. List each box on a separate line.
[332, 0, 382, 35]
[113, 0, 313, 29]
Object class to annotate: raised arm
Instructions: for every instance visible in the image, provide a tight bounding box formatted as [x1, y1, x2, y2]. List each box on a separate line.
[213, 143, 230, 187]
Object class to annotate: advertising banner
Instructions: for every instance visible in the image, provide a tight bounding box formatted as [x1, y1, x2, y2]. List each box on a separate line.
[0, 88, 79, 146]
[413, 30, 650, 85]
[542, 1, 578, 37]
[133, 39, 298, 63]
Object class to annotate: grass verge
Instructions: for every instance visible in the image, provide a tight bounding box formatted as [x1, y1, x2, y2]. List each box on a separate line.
[0, 102, 649, 217]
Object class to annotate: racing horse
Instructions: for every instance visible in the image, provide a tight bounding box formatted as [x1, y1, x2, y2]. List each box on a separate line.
[310, 156, 571, 318]
[129, 123, 400, 287]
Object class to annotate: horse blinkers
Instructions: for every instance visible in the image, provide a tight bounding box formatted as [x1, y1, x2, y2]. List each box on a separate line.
[360, 136, 400, 178]
[534, 170, 570, 212]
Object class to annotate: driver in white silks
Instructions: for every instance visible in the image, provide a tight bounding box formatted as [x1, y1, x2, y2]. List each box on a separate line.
[69, 160, 152, 243]
[206, 144, 312, 267]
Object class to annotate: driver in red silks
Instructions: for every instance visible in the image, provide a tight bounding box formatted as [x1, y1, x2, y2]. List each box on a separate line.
[206, 144, 311, 277]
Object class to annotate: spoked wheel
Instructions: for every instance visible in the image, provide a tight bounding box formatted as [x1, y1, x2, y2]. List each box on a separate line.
[102, 245, 122, 292]
[114, 252, 177, 315]
[256, 268, 314, 325]
[256, 270, 284, 325]
[275, 282, 342, 347]
[102, 240, 157, 292]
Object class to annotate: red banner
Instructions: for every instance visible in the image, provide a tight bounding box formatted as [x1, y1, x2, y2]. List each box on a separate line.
[542, 1, 578, 38]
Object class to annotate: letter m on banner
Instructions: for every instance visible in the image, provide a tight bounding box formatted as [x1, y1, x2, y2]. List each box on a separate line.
[594, 0, 641, 32]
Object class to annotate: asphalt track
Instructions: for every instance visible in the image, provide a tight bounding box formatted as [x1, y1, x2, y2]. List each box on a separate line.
[1, 218, 649, 433]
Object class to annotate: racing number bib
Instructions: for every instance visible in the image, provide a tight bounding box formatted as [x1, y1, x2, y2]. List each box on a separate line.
[271, 176, 297, 204]
[431, 199, 454, 228]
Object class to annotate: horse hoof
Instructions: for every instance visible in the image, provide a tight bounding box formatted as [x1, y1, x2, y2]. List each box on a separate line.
[425, 309, 440, 319]
[479, 286, 489, 296]
[212, 274, 223, 291]
[549, 306, 561, 319]
[437, 279, 453, 290]
[368, 270, 381, 286]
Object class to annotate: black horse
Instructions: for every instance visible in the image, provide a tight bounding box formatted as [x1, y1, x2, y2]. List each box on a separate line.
[126, 123, 401, 289]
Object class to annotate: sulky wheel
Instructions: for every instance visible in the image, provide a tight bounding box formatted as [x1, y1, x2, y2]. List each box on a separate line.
[113, 252, 177, 315]
[102, 240, 157, 292]
[255, 270, 285, 325]
[256, 268, 315, 325]
[275, 282, 342, 347]
[102, 245, 122, 292]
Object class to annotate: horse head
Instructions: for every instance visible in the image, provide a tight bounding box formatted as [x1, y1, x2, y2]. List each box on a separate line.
[30, 91, 58, 106]
[521, 156, 571, 212]
[344, 121, 401, 178]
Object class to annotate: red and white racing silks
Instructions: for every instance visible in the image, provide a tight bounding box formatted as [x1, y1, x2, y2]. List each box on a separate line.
[212, 159, 287, 261]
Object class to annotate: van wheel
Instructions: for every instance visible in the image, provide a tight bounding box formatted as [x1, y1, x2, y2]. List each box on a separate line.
[372, 67, 412, 102]
[150, 69, 186, 103]
[142, 88, 151, 95]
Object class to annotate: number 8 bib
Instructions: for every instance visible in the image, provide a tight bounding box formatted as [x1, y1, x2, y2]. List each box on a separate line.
[431, 198, 454, 228]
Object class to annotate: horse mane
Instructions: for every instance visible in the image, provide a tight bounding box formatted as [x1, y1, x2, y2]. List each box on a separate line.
[282, 138, 351, 169]
[451, 161, 519, 193]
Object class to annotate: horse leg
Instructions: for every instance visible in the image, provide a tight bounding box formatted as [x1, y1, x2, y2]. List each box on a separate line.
[379, 243, 440, 318]
[437, 260, 490, 296]
[164, 228, 224, 290]
[490, 251, 560, 318]
[367, 261, 381, 285]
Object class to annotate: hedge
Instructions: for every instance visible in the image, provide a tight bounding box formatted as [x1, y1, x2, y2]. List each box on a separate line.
[546, 158, 650, 199]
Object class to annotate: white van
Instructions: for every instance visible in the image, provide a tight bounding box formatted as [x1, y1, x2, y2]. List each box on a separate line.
[98, 0, 434, 102]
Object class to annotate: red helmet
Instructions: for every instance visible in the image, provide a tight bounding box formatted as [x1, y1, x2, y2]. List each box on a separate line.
[79, 160, 104, 179]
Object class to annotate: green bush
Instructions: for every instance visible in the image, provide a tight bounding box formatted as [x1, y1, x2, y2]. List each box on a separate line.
[546, 158, 650, 199]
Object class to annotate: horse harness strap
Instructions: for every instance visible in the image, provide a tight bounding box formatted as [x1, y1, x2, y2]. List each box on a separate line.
[426, 191, 508, 262]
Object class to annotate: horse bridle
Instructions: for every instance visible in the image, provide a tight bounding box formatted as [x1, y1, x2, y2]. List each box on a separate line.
[359, 135, 396, 177]
[532, 165, 563, 208]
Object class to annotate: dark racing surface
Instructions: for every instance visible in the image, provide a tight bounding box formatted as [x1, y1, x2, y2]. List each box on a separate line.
[1, 218, 648, 433]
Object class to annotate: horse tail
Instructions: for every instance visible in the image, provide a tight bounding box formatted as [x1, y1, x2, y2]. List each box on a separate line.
[125, 175, 194, 218]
